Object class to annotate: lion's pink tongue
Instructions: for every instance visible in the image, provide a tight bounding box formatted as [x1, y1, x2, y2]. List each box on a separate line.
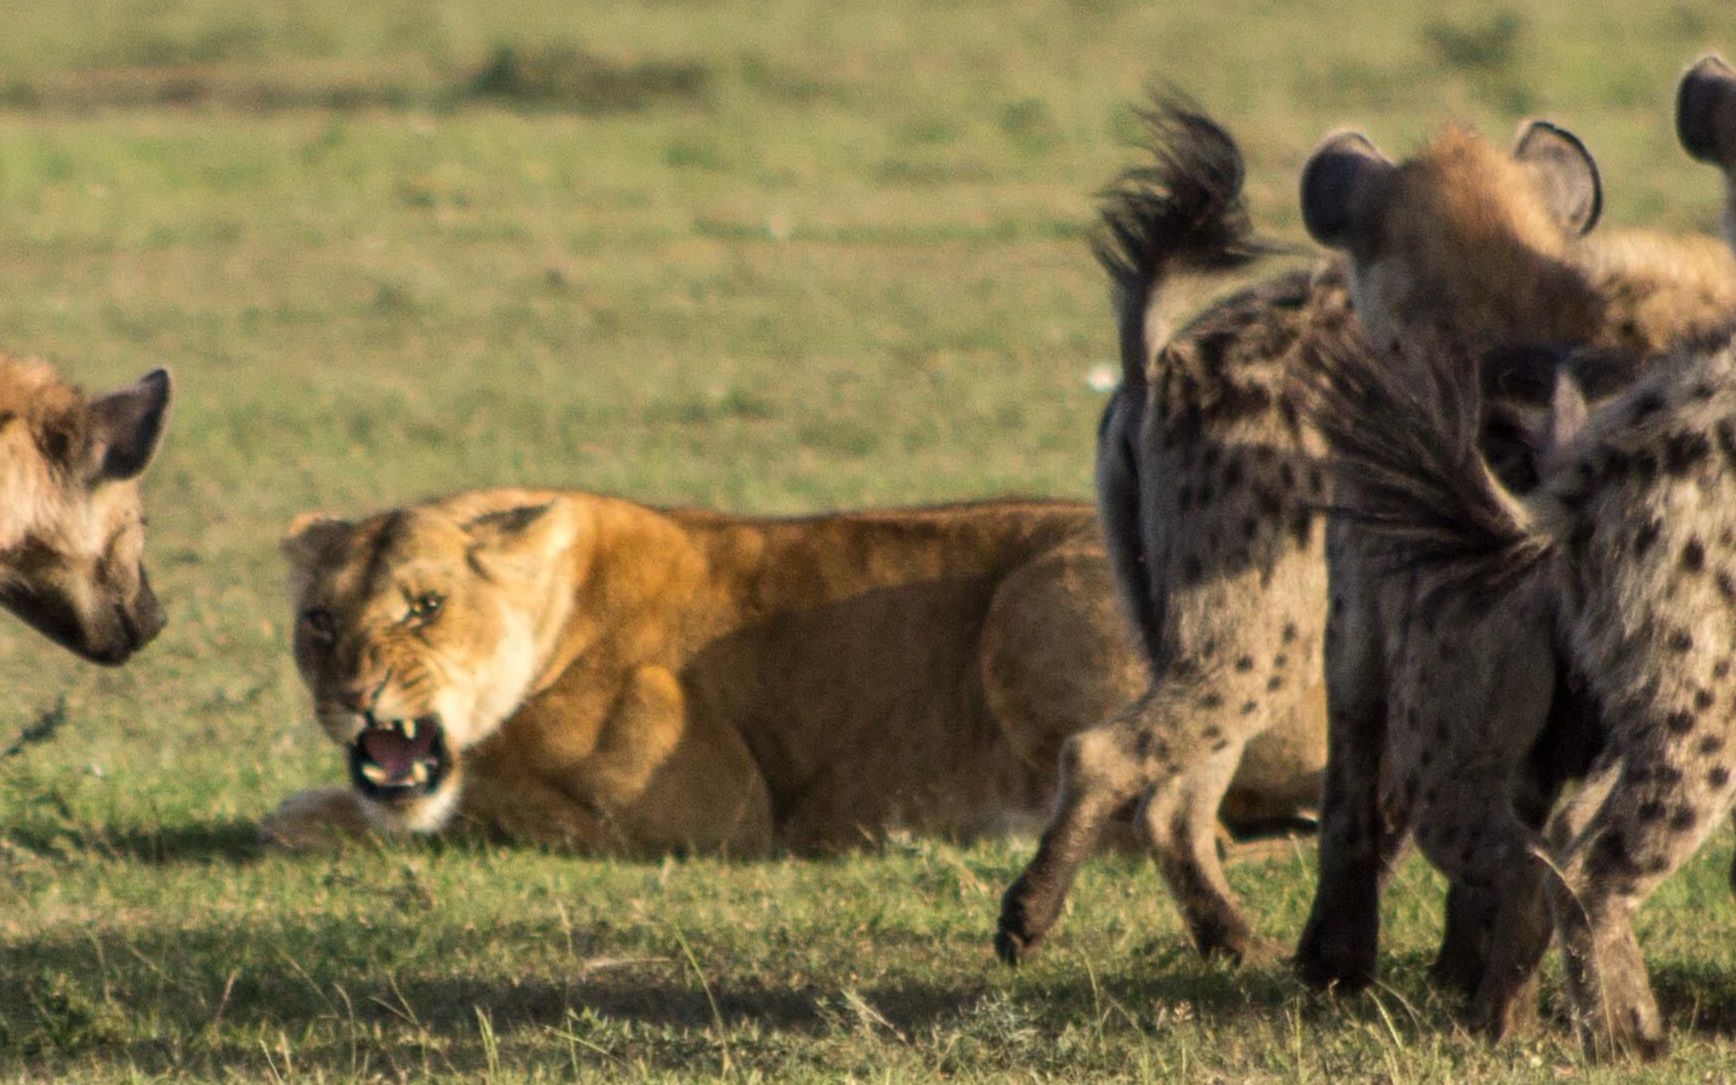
[361, 728, 435, 781]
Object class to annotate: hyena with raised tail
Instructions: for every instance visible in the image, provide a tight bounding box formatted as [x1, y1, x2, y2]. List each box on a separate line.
[995, 102, 1680, 968]
[1313, 326, 1736, 1059]
[0, 354, 172, 664]
[1679, 52, 1736, 250]
[1291, 104, 1736, 1032]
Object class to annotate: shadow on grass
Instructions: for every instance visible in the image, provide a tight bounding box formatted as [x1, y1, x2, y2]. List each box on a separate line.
[3, 818, 262, 866]
[10, 903, 1736, 1078]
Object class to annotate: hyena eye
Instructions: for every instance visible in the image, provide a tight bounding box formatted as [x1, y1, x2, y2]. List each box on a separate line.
[301, 607, 336, 643]
[406, 592, 444, 624]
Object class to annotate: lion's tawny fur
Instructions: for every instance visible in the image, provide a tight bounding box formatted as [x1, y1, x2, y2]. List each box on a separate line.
[262, 489, 1324, 855]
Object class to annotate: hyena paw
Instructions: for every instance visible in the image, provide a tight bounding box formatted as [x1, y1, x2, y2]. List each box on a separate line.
[1293, 915, 1376, 991]
[995, 882, 1056, 966]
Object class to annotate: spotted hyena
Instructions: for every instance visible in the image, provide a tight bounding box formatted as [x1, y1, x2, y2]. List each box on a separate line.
[1679, 52, 1736, 250]
[1292, 93, 1736, 1031]
[1316, 323, 1736, 1058]
[993, 104, 1694, 968]
[0, 354, 172, 664]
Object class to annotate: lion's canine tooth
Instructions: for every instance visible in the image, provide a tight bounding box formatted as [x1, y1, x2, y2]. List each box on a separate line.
[361, 762, 390, 785]
[410, 762, 430, 785]
[402, 718, 418, 741]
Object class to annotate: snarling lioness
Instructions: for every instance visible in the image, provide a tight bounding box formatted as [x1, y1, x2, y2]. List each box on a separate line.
[262, 488, 1325, 855]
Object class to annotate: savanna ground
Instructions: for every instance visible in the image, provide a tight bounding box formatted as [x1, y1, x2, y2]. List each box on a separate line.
[2, 1, 1735, 1081]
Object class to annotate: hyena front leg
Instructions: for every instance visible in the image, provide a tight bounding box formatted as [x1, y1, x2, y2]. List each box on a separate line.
[1549, 728, 1736, 1060]
[1296, 536, 1397, 989]
[996, 702, 1152, 964]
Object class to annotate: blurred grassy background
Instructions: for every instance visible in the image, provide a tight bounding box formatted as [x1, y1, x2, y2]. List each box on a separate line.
[1, 1, 1734, 1080]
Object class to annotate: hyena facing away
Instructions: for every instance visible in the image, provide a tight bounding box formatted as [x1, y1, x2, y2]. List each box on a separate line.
[1315, 330, 1736, 1059]
[995, 102, 1342, 966]
[1292, 108, 1736, 1033]
[0, 354, 172, 664]
[1679, 52, 1736, 250]
[995, 104, 1634, 967]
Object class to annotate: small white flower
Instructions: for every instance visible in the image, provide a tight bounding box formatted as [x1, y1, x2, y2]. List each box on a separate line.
[1085, 363, 1118, 393]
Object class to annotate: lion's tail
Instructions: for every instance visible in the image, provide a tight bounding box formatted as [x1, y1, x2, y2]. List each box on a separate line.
[1094, 96, 1278, 390]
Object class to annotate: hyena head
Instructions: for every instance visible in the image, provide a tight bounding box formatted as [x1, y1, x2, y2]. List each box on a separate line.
[1677, 53, 1736, 251]
[1300, 120, 1605, 351]
[0, 361, 172, 665]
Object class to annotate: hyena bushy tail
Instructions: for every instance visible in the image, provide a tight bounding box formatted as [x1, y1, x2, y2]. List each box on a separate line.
[1094, 95, 1280, 388]
[1306, 336, 1559, 596]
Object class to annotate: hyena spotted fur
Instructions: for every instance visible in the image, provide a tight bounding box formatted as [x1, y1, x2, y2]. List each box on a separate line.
[1294, 109, 1736, 1035]
[996, 103, 1342, 965]
[999, 99, 1736, 975]
[1313, 328, 1736, 1059]
[0, 353, 172, 664]
[1679, 52, 1736, 251]
[996, 103, 1713, 967]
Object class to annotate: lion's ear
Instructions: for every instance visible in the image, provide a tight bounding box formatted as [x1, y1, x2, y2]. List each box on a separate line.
[281, 512, 354, 569]
[464, 501, 576, 578]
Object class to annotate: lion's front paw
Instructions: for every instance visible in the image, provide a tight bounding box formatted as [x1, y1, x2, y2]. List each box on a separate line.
[259, 787, 378, 851]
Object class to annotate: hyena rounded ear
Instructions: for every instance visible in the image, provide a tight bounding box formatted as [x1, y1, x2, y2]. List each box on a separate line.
[281, 512, 353, 568]
[1299, 131, 1394, 250]
[1512, 120, 1602, 236]
[87, 368, 172, 483]
[1677, 54, 1736, 166]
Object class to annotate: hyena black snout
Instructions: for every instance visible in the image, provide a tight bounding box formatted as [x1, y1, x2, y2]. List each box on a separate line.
[8, 562, 169, 666]
[78, 566, 166, 665]
[121, 567, 167, 653]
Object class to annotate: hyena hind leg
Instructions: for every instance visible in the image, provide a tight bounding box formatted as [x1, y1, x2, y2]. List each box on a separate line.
[1296, 565, 1398, 991]
[1548, 738, 1736, 1060]
[1410, 777, 1553, 1042]
[996, 705, 1152, 965]
[1139, 736, 1272, 960]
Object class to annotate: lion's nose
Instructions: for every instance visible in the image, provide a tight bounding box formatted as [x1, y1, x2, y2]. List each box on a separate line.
[337, 677, 387, 713]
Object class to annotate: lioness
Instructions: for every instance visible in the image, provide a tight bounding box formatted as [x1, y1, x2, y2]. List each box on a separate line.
[0, 353, 171, 664]
[262, 489, 1325, 854]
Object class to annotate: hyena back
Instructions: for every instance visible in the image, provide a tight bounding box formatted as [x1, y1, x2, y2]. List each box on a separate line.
[0, 353, 171, 664]
[1316, 327, 1736, 1059]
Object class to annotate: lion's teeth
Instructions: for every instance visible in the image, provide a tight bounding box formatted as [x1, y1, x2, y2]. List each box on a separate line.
[401, 718, 418, 740]
[361, 763, 390, 784]
[410, 762, 430, 785]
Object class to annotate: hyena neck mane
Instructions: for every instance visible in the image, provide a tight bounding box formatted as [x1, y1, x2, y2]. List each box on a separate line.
[0, 354, 89, 549]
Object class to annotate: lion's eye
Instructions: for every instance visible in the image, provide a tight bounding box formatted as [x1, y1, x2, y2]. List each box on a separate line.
[406, 592, 444, 624]
[301, 607, 336, 643]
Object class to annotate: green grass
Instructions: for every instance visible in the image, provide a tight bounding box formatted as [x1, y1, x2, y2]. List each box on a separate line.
[2, 0, 1735, 1079]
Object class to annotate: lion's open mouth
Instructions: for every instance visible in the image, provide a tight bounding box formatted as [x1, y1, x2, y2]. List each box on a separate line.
[348, 715, 449, 803]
